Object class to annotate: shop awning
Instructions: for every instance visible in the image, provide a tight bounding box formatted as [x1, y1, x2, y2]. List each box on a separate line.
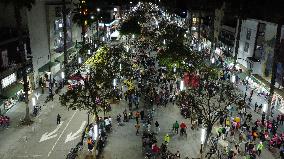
[38, 62, 57, 73]
[1, 83, 23, 99]
[55, 54, 64, 63]
[237, 72, 247, 80]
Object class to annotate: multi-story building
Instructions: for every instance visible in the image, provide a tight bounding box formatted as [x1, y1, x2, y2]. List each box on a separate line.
[0, 3, 34, 114]
[0, 0, 82, 114]
[236, 18, 284, 112]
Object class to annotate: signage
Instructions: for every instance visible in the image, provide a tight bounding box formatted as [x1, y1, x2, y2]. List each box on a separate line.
[1, 73, 17, 88]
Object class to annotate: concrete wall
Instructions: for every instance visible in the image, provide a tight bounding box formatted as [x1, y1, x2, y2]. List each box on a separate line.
[237, 19, 258, 68]
[26, 0, 50, 88]
[0, 3, 28, 28]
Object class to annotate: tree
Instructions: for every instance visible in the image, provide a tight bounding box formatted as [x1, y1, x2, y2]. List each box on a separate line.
[184, 80, 241, 154]
[1, 0, 35, 124]
[119, 16, 142, 35]
[267, 21, 283, 120]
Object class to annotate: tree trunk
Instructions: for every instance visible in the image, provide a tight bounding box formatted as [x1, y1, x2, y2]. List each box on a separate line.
[82, 25, 86, 47]
[201, 125, 212, 158]
[62, 0, 68, 73]
[233, 17, 242, 66]
[267, 23, 282, 120]
[198, 10, 201, 43]
[14, 5, 32, 124]
[210, 13, 215, 59]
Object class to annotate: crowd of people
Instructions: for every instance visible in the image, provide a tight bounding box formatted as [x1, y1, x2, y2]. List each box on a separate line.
[0, 115, 10, 128]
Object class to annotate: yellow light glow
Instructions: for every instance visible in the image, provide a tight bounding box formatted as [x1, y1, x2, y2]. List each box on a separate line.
[84, 20, 87, 25]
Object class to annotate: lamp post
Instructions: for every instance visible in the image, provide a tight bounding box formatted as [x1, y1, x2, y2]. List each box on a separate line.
[96, 8, 100, 41]
[61, 72, 65, 88]
[180, 80, 184, 91]
[200, 128, 206, 158]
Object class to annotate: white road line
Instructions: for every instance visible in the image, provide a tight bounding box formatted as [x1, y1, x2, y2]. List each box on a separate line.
[47, 110, 78, 157]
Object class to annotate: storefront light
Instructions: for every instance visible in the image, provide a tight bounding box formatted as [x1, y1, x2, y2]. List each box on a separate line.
[1, 73, 17, 89]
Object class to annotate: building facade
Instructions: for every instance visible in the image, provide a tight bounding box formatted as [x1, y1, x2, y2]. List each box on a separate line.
[236, 18, 284, 113]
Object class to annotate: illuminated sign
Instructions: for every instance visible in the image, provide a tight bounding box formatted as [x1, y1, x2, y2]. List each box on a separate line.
[1, 73, 17, 88]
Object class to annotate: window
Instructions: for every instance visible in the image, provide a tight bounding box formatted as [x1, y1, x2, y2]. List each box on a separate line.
[246, 29, 251, 40]
[244, 42, 249, 52]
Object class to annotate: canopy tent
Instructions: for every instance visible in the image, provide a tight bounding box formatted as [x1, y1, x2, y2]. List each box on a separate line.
[110, 30, 120, 38]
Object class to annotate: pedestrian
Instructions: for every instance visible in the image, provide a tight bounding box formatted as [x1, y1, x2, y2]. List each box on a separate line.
[257, 141, 264, 155]
[140, 109, 144, 120]
[254, 102, 258, 112]
[173, 121, 179, 134]
[164, 134, 170, 144]
[135, 111, 140, 124]
[87, 137, 94, 152]
[155, 121, 160, 134]
[175, 150, 181, 158]
[135, 123, 140, 135]
[57, 114, 61, 124]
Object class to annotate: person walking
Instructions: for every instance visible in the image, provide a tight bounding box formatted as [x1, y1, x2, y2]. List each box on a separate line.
[257, 141, 264, 156]
[135, 123, 140, 135]
[57, 114, 61, 124]
[164, 134, 170, 144]
[254, 102, 258, 112]
[173, 121, 179, 134]
[155, 121, 160, 134]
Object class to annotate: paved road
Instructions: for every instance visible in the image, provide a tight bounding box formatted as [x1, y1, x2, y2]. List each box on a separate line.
[0, 88, 88, 159]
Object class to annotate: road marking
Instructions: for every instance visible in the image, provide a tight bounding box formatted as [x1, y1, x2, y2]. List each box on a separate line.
[16, 155, 42, 158]
[47, 110, 77, 157]
[39, 121, 64, 142]
[65, 121, 87, 143]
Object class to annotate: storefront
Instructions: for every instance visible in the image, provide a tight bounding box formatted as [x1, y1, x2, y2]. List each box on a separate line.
[0, 73, 23, 115]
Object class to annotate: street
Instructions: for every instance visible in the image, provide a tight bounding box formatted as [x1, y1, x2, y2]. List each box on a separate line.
[0, 88, 88, 159]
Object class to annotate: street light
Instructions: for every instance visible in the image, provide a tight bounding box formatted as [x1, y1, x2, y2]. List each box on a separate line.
[113, 78, 116, 87]
[180, 80, 184, 91]
[32, 97, 36, 106]
[173, 64, 177, 73]
[61, 72, 65, 79]
[263, 103, 268, 113]
[200, 128, 206, 156]
[97, 8, 100, 12]
[78, 57, 82, 64]
[231, 74, 236, 83]
[211, 57, 215, 64]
